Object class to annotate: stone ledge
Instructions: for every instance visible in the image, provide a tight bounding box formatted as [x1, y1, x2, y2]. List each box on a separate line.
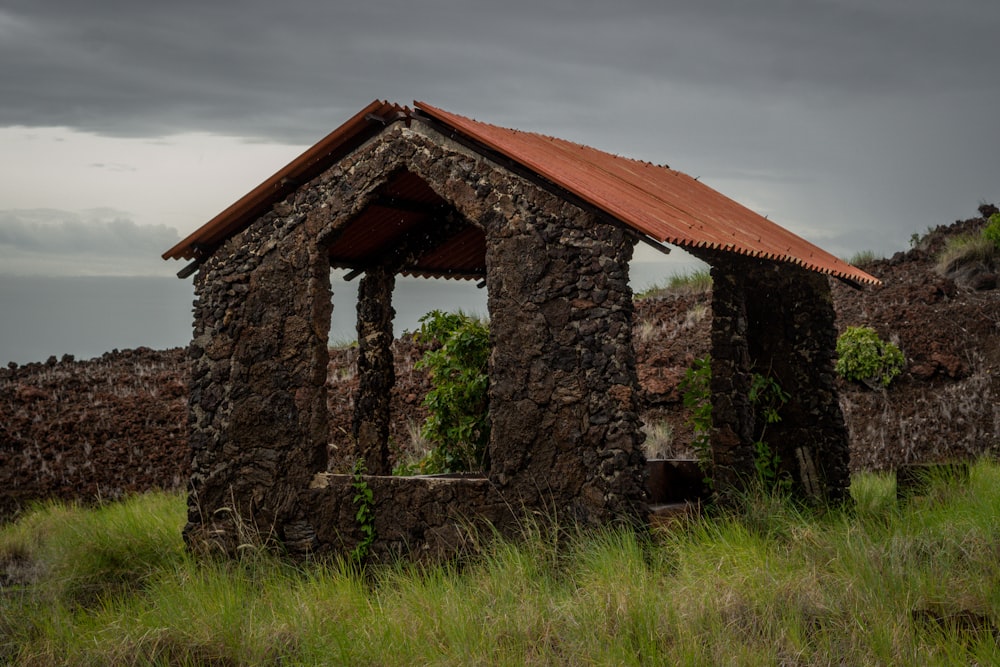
[294, 473, 518, 561]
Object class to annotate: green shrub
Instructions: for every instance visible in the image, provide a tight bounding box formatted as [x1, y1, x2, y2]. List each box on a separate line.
[835, 326, 905, 387]
[678, 356, 712, 469]
[984, 212, 1000, 248]
[412, 310, 490, 474]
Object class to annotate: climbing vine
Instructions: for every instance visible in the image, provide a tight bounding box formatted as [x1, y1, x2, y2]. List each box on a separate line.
[349, 459, 376, 562]
[680, 355, 791, 491]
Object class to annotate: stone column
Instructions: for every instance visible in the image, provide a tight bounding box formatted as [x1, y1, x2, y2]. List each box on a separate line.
[184, 218, 331, 553]
[707, 262, 757, 499]
[485, 201, 646, 527]
[352, 266, 396, 475]
[743, 262, 851, 503]
[706, 254, 851, 504]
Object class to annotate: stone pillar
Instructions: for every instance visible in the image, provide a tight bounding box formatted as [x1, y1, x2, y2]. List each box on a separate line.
[743, 262, 851, 503]
[184, 216, 331, 553]
[706, 254, 851, 504]
[707, 262, 757, 499]
[352, 266, 396, 475]
[485, 201, 646, 527]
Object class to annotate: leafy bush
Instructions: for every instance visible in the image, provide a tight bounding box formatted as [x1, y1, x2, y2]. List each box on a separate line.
[984, 212, 1000, 249]
[835, 326, 905, 387]
[678, 356, 712, 468]
[412, 310, 490, 474]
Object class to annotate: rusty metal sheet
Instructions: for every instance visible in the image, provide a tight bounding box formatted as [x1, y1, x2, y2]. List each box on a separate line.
[165, 98, 877, 286]
[414, 102, 878, 285]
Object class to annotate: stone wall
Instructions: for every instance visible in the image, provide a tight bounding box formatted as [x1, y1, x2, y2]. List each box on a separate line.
[185, 122, 648, 557]
[186, 198, 332, 553]
[485, 199, 646, 527]
[290, 474, 518, 562]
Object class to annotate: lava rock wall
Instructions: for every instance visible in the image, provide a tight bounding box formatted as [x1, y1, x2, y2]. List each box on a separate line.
[185, 123, 648, 557]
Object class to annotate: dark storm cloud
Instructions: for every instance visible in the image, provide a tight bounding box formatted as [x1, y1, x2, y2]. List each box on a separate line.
[1, 0, 998, 261]
[2, 0, 997, 142]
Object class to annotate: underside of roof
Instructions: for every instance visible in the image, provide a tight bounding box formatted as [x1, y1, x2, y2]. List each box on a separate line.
[163, 100, 878, 286]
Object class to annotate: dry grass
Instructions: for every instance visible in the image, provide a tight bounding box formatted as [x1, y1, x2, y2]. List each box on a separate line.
[841, 351, 999, 470]
[935, 234, 999, 275]
[637, 268, 712, 299]
[641, 420, 675, 459]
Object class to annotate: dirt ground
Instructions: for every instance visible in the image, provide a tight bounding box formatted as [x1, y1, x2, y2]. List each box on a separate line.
[2, 206, 997, 518]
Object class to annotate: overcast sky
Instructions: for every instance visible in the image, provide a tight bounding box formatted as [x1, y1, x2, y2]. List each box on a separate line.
[1, 0, 999, 363]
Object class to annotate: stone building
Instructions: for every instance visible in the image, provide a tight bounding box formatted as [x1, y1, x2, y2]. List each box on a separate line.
[163, 100, 877, 559]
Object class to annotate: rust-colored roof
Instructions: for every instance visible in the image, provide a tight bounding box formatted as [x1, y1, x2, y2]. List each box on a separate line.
[164, 99, 878, 286]
[414, 102, 877, 285]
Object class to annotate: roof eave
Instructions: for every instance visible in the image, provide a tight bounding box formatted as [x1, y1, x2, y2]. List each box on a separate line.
[162, 99, 408, 262]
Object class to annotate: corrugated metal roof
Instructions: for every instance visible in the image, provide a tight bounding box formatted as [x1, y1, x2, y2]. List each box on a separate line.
[414, 102, 878, 285]
[163, 99, 877, 286]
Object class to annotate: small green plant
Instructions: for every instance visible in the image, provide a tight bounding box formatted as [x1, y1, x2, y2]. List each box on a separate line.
[748, 372, 791, 492]
[413, 310, 490, 474]
[680, 356, 791, 491]
[984, 212, 1000, 248]
[909, 225, 936, 250]
[835, 326, 905, 387]
[350, 459, 375, 562]
[678, 355, 712, 470]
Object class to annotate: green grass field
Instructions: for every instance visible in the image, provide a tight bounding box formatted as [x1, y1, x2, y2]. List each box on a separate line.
[3, 462, 1000, 665]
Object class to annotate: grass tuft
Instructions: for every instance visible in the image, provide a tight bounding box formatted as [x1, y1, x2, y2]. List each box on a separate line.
[637, 268, 712, 299]
[936, 233, 999, 274]
[847, 249, 879, 266]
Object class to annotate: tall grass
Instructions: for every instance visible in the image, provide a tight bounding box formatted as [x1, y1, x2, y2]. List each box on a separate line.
[936, 233, 999, 274]
[847, 249, 879, 266]
[637, 268, 713, 299]
[4, 463, 1000, 665]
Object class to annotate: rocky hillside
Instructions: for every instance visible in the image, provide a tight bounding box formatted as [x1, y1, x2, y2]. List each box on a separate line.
[2, 206, 998, 519]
